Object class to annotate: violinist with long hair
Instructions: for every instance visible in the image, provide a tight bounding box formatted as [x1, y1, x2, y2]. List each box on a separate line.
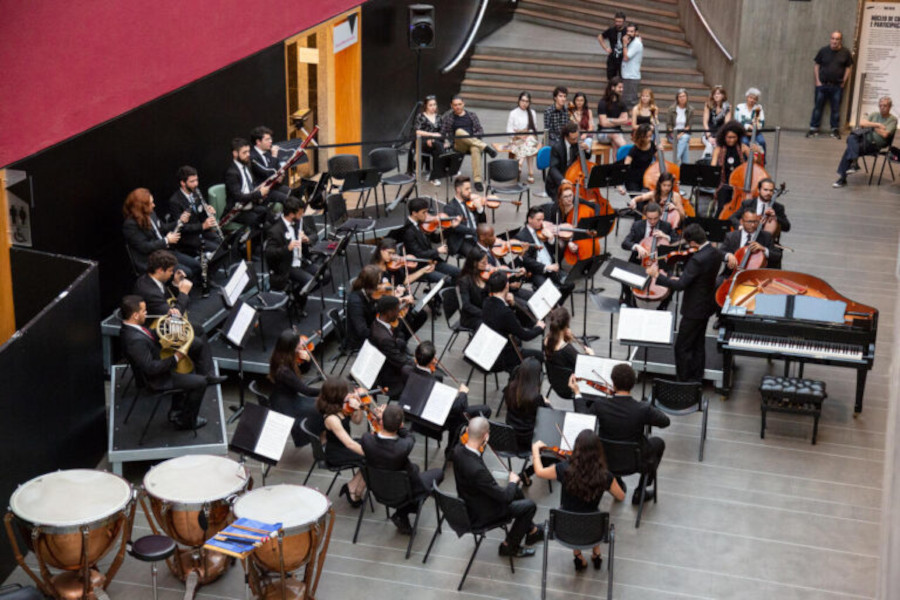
[457, 248, 490, 331]
[532, 430, 625, 571]
[268, 329, 322, 447]
[122, 187, 198, 277]
[618, 123, 656, 194]
[369, 237, 428, 338]
[629, 172, 690, 223]
[346, 265, 381, 352]
[711, 120, 751, 214]
[543, 307, 603, 407]
[503, 357, 551, 455]
[316, 377, 369, 507]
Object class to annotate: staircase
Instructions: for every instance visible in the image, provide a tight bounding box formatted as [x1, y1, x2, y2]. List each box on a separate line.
[461, 0, 709, 122]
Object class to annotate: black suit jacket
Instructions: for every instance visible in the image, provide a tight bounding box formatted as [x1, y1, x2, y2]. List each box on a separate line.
[370, 321, 412, 393]
[590, 394, 670, 452]
[346, 290, 374, 351]
[400, 220, 441, 261]
[547, 137, 588, 196]
[250, 147, 280, 184]
[719, 229, 781, 274]
[444, 198, 486, 256]
[361, 430, 427, 496]
[133, 273, 189, 317]
[730, 198, 791, 233]
[482, 295, 542, 371]
[514, 226, 558, 275]
[655, 243, 722, 319]
[120, 324, 178, 390]
[265, 218, 310, 291]
[167, 190, 218, 253]
[224, 161, 265, 212]
[621, 219, 678, 263]
[457, 277, 487, 331]
[452, 444, 518, 527]
[122, 215, 175, 272]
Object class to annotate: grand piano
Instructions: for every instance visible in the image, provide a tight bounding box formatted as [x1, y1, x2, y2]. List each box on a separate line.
[716, 269, 878, 414]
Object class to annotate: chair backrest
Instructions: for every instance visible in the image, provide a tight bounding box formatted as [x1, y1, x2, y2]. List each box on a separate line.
[299, 418, 328, 463]
[124, 245, 141, 277]
[536, 146, 552, 170]
[328, 307, 348, 349]
[207, 184, 226, 213]
[616, 144, 633, 162]
[441, 287, 461, 324]
[247, 380, 271, 408]
[487, 420, 519, 454]
[598, 437, 642, 476]
[488, 159, 520, 185]
[363, 465, 414, 508]
[652, 379, 702, 412]
[549, 509, 610, 548]
[368, 147, 400, 174]
[432, 484, 473, 538]
[328, 154, 360, 178]
[326, 193, 348, 226]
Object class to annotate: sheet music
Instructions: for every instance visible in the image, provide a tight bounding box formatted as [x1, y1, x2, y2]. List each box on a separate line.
[226, 303, 256, 347]
[415, 278, 445, 312]
[611, 266, 647, 288]
[464, 325, 506, 371]
[224, 261, 250, 307]
[253, 411, 294, 461]
[561, 413, 597, 451]
[616, 307, 674, 345]
[350, 340, 387, 389]
[420, 382, 457, 425]
[574, 355, 626, 386]
[527, 279, 562, 321]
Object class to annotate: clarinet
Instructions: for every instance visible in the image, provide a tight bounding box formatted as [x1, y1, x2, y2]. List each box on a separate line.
[200, 237, 210, 298]
[195, 189, 225, 241]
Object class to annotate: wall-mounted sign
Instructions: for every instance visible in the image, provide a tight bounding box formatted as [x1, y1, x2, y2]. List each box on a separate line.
[851, 1, 900, 124]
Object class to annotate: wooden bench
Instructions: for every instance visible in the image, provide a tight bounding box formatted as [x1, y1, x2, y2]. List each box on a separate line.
[591, 136, 707, 164]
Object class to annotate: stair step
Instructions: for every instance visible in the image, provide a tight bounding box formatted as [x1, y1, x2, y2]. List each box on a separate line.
[474, 45, 698, 70]
[519, 0, 686, 38]
[571, 0, 680, 20]
[469, 55, 704, 82]
[461, 78, 710, 98]
[514, 10, 694, 55]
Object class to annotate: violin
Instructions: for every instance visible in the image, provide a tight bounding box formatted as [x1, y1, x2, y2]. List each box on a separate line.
[480, 265, 520, 281]
[467, 195, 520, 211]
[661, 244, 697, 266]
[714, 233, 768, 306]
[343, 388, 384, 433]
[719, 106, 768, 220]
[294, 334, 316, 363]
[491, 240, 511, 258]
[420, 213, 460, 234]
[371, 281, 396, 300]
[508, 240, 543, 255]
[541, 445, 573, 459]
[386, 256, 434, 271]
[632, 235, 671, 303]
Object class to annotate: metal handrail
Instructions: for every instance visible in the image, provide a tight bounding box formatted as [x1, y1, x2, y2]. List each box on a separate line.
[688, 0, 734, 63]
[440, 0, 491, 74]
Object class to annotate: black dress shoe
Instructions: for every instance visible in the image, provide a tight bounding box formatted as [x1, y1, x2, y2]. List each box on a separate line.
[176, 416, 207, 431]
[632, 487, 655, 505]
[498, 543, 535, 557]
[206, 375, 228, 385]
[390, 513, 413, 535]
[524, 524, 544, 546]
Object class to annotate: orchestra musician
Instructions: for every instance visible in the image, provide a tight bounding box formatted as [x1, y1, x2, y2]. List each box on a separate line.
[224, 137, 272, 228]
[132, 250, 222, 385]
[503, 357, 552, 457]
[167, 166, 220, 259]
[361, 404, 445, 534]
[452, 416, 544, 558]
[443, 176, 487, 259]
[249, 125, 292, 205]
[619, 123, 656, 194]
[719, 210, 781, 280]
[578, 363, 669, 504]
[118, 295, 213, 431]
[543, 307, 604, 407]
[317, 377, 370, 507]
[401, 197, 461, 284]
[482, 271, 545, 372]
[540, 184, 594, 261]
[629, 172, 689, 222]
[122, 187, 197, 278]
[620, 201, 677, 308]
[476, 223, 533, 303]
[268, 329, 322, 448]
[370, 238, 435, 289]
[369, 296, 413, 397]
[457, 248, 491, 331]
[346, 265, 380, 352]
[711, 120, 751, 215]
[646, 224, 722, 382]
[514, 206, 575, 305]
[546, 122, 591, 200]
[532, 430, 625, 571]
[728, 178, 791, 241]
[265, 196, 323, 310]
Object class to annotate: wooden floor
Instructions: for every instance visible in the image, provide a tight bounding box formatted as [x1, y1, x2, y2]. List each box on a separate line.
[4, 131, 898, 599]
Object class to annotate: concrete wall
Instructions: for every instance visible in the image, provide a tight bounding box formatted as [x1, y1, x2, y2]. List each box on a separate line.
[678, 0, 739, 100]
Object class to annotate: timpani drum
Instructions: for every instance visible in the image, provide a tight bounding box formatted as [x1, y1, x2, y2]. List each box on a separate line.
[5, 469, 135, 600]
[233, 485, 334, 600]
[142, 455, 249, 584]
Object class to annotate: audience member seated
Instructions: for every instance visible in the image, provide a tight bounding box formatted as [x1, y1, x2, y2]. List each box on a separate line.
[833, 96, 896, 188]
[440, 96, 499, 192]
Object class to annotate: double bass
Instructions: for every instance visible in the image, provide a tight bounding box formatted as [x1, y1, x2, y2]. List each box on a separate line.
[561, 144, 616, 265]
[719, 108, 768, 220]
[642, 123, 680, 193]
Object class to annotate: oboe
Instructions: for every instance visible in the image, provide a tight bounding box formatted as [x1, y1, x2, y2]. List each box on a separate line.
[195, 189, 225, 241]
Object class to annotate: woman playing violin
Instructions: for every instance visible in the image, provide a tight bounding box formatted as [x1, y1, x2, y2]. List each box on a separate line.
[457, 248, 490, 331]
[630, 172, 691, 224]
[369, 238, 434, 289]
[346, 265, 381, 351]
[268, 329, 323, 448]
[543, 307, 611, 405]
[532, 430, 625, 572]
[503, 357, 552, 457]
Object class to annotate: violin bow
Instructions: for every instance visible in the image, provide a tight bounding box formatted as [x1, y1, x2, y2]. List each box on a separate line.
[555, 423, 574, 454]
[508, 334, 527, 364]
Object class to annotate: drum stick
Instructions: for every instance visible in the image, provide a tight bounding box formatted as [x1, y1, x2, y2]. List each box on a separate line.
[232, 523, 270, 534]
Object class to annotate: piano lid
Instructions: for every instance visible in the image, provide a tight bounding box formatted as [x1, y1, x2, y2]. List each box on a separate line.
[724, 269, 878, 324]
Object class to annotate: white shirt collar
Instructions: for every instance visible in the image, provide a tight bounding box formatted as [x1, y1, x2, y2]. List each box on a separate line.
[376, 318, 393, 332]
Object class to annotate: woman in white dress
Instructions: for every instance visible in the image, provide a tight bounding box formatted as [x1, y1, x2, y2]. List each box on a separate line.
[506, 91, 540, 183]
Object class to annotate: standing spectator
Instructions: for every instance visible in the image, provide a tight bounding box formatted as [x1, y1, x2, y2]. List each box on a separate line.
[620, 23, 644, 110]
[701, 86, 732, 159]
[833, 97, 896, 187]
[597, 11, 627, 80]
[665, 88, 694, 165]
[807, 31, 854, 139]
[543, 86, 569, 145]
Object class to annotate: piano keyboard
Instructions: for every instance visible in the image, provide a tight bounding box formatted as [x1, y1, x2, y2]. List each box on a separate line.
[725, 333, 864, 361]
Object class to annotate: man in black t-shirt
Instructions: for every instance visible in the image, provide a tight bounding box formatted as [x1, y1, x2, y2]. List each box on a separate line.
[597, 11, 626, 80]
[596, 77, 628, 151]
[806, 31, 854, 139]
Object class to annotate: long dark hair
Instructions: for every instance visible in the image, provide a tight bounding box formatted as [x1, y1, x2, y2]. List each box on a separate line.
[653, 172, 676, 203]
[570, 92, 590, 130]
[566, 430, 610, 502]
[504, 357, 543, 413]
[269, 329, 299, 382]
[315, 377, 349, 416]
[544, 306, 572, 359]
[351, 264, 381, 292]
[370, 238, 397, 267]
[517, 91, 537, 133]
[461, 247, 487, 282]
[604, 77, 623, 104]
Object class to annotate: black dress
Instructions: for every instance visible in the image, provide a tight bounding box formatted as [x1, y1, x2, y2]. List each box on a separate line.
[546, 343, 579, 399]
[555, 461, 613, 513]
[457, 276, 488, 331]
[324, 415, 364, 467]
[505, 391, 547, 453]
[624, 142, 656, 192]
[270, 366, 322, 447]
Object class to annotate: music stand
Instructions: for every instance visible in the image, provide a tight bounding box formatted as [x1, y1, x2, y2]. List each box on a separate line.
[229, 403, 294, 485]
[679, 164, 720, 212]
[566, 255, 605, 345]
[685, 216, 732, 243]
[616, 306, 674, 401]
[432, 152, 465, 202]
[299, 234, 348, 339]
[587, 163, 626, 190]
[223, 300, 258, 423]
[341, 168, 381, 216]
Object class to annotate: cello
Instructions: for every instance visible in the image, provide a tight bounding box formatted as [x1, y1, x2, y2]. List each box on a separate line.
[631, 234, 671, 304]
[563, 138, 616, 237]
[719, 107, 768, 220]
[714, 229, 768, 307]
[642, 120, 680, 193]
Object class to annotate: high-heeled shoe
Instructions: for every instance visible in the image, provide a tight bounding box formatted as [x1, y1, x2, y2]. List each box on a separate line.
[573, 552, 588, 572]
[591, 552, 602, 570]
[339, 484, 363, 508]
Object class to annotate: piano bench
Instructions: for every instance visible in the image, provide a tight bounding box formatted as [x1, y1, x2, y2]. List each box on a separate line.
[759, 376, 827, 444]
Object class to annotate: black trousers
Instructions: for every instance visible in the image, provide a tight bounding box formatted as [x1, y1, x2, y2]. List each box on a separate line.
[505, 496, 537, 548]
[233, 205, 269, 228]
[397, 468, 445, 519]
[170, 372, 207, 425]
[642, 436, 666, 487]
[606, 54, 623, 80]
[674, 316, 709, 383]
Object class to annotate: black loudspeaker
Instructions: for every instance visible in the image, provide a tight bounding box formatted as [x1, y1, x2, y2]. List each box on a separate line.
[409, 4, 435, 49]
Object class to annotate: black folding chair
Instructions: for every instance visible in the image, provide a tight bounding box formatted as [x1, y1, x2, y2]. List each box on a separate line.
[437, 287, 474, 362]
[487, 420, 537, 486]
[487, 158, 530, 214]
[299, 418, 358, 495]
[651, 379, 708, 461]
[423, 484, 515, 591]
[599, 437, 656, 528]
[541, 510, 615, 600]
[369, 147, 418, 211]
[120, 359, 188, 446]
[354, 466, 427, 559]
[247, 379, 271, 409]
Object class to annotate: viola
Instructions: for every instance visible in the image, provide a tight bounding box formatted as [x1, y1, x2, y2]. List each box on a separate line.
[386, 256, 433, 271]
[508, 240, 543, 256]
[371, 282, 395, 300]
[491, 240, 511, 258]
[632, 235, 671, 303]
[661, 245, 697, 267]
[576, 377, 614, 396]
[420, 213, 460, 233]
[541, 445, 573, 459]
[719, 106, 768, 220]
[343, 388, 384, 433]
